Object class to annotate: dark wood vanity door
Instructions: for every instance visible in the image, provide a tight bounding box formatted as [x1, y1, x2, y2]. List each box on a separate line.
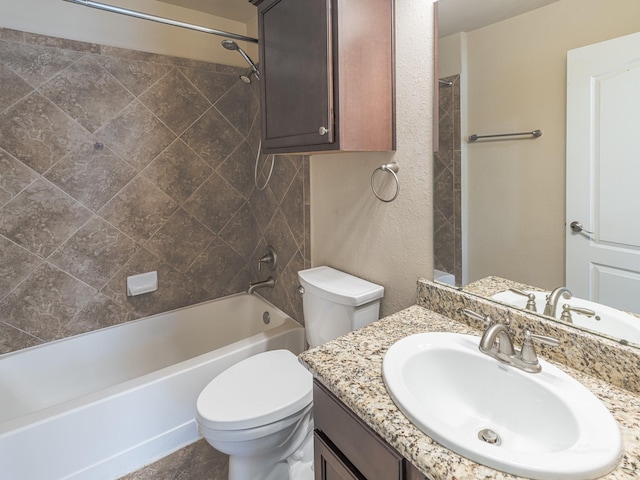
[314, 432, 365, 480]
[256, 0, 334, 151]
[313, 381, 404, 480]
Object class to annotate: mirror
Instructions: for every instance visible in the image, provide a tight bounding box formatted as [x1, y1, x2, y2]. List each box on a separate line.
[433, 0, 640, 346]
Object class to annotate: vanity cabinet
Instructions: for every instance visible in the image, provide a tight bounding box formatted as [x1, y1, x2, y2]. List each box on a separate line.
[313, 380, 429, 480]
[250, 0, 395, 154]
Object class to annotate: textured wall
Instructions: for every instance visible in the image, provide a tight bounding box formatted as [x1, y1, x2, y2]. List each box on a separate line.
[310, 0, 434, 317]
[0, 28, 308, 354]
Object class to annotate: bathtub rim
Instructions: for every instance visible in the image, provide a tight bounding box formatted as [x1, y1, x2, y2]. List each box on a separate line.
[0, 292, 304, 436]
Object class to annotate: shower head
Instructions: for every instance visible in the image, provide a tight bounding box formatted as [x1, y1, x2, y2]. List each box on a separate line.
[221, 39, 261, 81]
[222, 39, 239, 51]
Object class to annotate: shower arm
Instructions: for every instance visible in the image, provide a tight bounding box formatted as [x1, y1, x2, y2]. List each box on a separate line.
[62, 0, 258, 44]
[236, 47, 260, 72]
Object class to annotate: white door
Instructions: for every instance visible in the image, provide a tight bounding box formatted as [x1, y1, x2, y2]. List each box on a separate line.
[566, 32, 640, 312]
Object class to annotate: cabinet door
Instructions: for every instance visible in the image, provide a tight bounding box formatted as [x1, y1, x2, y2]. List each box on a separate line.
[314, 432, 365, 480]
[313, 382, 404, 480]
[258, 0, 334, 150]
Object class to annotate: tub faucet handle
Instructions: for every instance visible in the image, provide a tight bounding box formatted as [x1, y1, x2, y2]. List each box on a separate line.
[257, 246, 277, 271]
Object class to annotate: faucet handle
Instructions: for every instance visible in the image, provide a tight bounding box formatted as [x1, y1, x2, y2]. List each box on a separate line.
[508, 288, 538, 312]
[257, 246, 277, 271]
[520, 330, 560, 365]
[462, 309, 493, 327]
[560, 304, 597, 323]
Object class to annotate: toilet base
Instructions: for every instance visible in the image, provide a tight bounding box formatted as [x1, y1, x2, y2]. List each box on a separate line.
[229, 454, 289, 480]
[226, 410, 314, 480]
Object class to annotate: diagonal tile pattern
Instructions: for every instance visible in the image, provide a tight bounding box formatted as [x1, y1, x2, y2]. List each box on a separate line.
[0, 263, 96, 342]
[139, 68, 210, 135]
[48, 216, 139, 290]
[0, 148, 39, 205]
[0, 39, 84, 88]
[95, 100, 176, 171]
[181, 107, 245, 169]
[433, 74, 462, 285]
[40, 55, 135, 132]
[0, 92, 93, 173]
[45, 141, 137, 211]
[0, 178, 92, 258]
[94, 55, 169, 97]
[0, 27, 310, 355]
[0, 64, 32, 109]
[98, 176, 179, 244]
[142, 139, 212, 204]
[183, 173, 246, 233]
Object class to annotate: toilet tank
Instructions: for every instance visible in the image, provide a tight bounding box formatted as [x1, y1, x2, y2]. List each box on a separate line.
[298, 266, 384, 347]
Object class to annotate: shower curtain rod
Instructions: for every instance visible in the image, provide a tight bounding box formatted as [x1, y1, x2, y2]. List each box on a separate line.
[62, 0, 258, 44]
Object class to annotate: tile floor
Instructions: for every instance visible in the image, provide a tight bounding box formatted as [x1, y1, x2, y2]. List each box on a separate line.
[120, 440, 228, 480]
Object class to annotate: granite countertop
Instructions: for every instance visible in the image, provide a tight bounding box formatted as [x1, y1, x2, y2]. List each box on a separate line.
[299, 305, 640, 480]
[463, 276, 545, 298]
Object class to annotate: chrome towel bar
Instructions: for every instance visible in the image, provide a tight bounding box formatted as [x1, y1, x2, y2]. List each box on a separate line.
[468, 130, 542, 142]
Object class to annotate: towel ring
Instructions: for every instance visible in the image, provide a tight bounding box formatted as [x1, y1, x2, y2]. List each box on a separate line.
[371, 162, 400, 202]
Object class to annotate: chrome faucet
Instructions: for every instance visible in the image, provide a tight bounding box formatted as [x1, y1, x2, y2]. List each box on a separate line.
[463, 309, 559, 373]
[543, 287, 572, 317]
[247, 276, 275, 294]
[479, 322, 516, 357]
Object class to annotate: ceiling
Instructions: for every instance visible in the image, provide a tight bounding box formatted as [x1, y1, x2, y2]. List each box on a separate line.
[437, 0, 562, 38]
[157, 0, 563, 36]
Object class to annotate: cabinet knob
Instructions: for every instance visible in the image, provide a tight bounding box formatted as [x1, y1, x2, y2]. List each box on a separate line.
[318, 126, 329, 136]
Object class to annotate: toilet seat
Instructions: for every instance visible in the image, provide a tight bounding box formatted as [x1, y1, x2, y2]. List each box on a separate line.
[197, 350, 312, 431]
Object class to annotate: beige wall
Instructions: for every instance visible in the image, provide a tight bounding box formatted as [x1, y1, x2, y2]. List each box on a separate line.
[310, 0, 434, 317]
[0, 0, 257, 66]
[452, 0, 640, 289]
[438, 32, 465, 79]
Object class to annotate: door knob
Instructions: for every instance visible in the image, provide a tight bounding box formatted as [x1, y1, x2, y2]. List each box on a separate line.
[318, 126, 329, 135]
[569, 221, 594, 235]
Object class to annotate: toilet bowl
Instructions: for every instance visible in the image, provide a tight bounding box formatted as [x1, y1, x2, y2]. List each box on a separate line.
[196, 267, 384, 480]
[197, 350, 313, 480]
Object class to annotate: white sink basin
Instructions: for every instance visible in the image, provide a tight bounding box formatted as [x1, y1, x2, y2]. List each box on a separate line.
[491, 290, 640, 344]
[382, 332, 622, 480]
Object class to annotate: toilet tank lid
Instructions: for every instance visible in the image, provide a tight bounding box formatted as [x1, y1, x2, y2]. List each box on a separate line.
[298, 266, 384, 307]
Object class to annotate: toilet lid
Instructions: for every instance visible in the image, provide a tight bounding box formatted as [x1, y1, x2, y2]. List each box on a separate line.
[197, 350, 313, 430]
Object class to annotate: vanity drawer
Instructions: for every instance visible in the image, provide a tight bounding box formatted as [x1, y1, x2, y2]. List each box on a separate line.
[313, 380, 404, 480]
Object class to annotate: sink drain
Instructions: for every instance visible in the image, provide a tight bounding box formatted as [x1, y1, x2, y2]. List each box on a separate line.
[478, 428, 502, 446]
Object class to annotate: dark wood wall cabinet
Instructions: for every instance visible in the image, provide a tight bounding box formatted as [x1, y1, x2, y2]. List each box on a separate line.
[250, 0, 396, 154]
[313, 380, 429, 480]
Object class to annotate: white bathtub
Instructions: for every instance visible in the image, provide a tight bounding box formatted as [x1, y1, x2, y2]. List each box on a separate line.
[0, 293, 305, 480]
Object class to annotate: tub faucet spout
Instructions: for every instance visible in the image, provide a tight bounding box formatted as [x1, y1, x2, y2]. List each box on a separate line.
[247, 276, 275, 294]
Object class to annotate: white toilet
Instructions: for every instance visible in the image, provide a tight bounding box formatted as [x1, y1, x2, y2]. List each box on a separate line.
[196, 266, 384, 480]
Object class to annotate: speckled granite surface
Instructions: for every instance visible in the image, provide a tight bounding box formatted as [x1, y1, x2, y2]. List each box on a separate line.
[300, 305, 640, 479]
[418, 279, 640, 395]
[463, 276, 545, 297]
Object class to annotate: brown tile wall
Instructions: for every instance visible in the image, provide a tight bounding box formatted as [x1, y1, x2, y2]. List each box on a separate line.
[433, 74, 461, 285]
[0, 28, 310, 354]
